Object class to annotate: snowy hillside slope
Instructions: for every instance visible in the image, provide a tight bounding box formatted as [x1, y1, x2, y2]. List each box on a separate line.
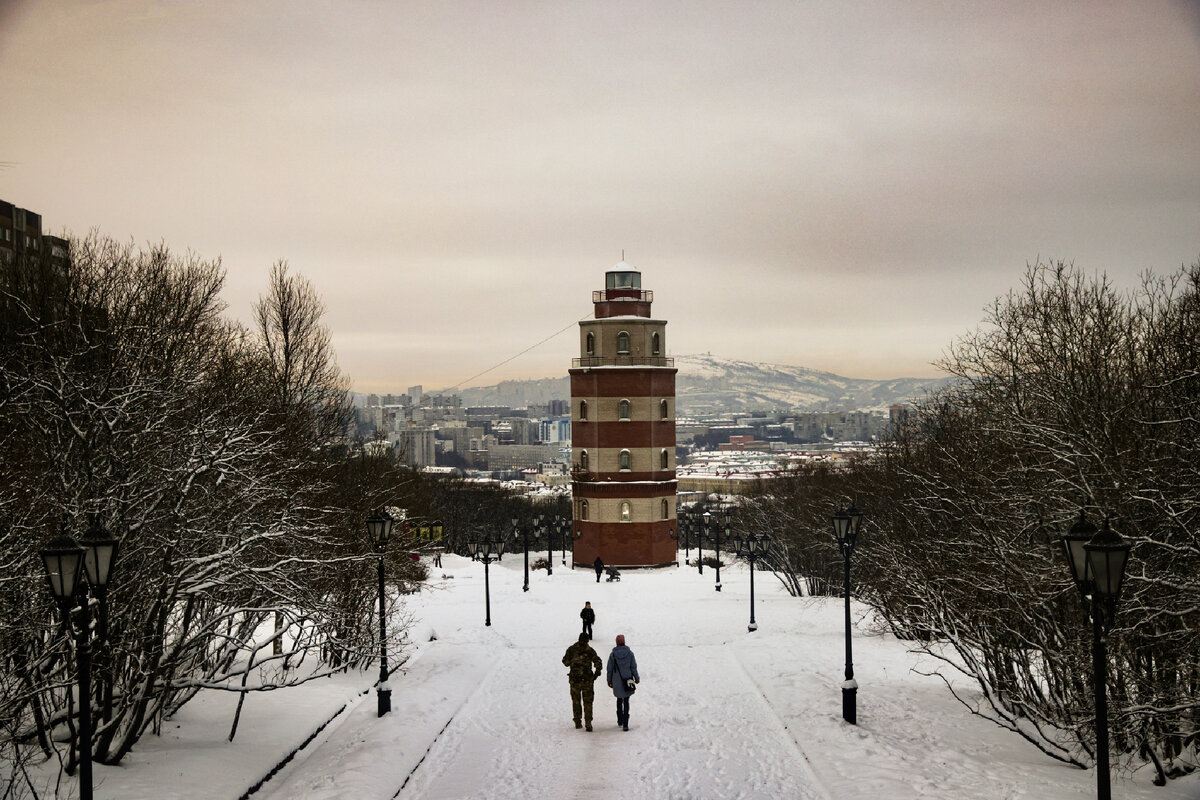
[56, 555, 1200, 800]
[449, 354, 954, 412]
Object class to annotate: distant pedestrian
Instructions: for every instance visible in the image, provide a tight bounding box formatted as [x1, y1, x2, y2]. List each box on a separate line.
[606, 634, 639, 731]
[593, 556, 604, 583]
[580, 601, 595, 640]
[562, 632, 603, 731]
[434, 550, 442, 568]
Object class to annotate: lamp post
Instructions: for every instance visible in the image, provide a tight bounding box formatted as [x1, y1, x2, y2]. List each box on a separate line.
[543, 515, 552, 576]
[698, 510, 708, 575]
[683, 509, 691, 563]
[80, 517, 118, 726]
[713, 506, 729, 591]
[468, 532, 505, 626]
[41, 519, 118, 800]
[560, 518, 568, 566]
[1061, 511, 1130, 800]
[366, 507, 395, 717]
[514, 515, 530, 592]
[736, 529, 770, 632]
[831, 503, 863, 725]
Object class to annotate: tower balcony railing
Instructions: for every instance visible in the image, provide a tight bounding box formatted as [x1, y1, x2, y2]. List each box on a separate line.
[593, 289, 653, 303]
[572, 356, 674, 368]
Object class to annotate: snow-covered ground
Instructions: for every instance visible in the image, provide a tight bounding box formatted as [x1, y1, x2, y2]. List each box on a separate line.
[50, 554, 1199, 799]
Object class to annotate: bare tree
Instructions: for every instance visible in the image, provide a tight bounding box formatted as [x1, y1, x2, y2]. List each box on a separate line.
[856, 260, 1200, 781]
[0, 236, 429, 780]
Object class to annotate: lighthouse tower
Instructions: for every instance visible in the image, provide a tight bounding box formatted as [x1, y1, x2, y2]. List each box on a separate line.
[570, 263, 677, 568]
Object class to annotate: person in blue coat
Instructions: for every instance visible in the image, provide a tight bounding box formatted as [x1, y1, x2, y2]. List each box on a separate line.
[605, 634, 639, 731]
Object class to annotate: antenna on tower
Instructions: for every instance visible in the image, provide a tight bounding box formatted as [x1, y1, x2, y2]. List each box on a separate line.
[621, 249, 625, 261]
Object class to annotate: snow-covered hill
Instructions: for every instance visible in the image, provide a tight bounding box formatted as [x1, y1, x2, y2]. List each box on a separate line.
[63, 555, 1199, 800]
[451, 354, 953, 412]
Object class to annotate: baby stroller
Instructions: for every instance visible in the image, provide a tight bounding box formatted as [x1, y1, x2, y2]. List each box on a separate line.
[605, 566, 621, 582]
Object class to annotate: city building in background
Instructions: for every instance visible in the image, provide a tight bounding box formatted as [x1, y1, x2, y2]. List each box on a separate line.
[1, 200, 70, 325]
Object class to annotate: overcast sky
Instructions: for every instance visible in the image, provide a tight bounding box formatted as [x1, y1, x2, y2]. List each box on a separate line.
[2, 1, 1197, 393]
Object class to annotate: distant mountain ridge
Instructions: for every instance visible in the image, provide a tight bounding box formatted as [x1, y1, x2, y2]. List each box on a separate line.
[443, 354, 952, 413]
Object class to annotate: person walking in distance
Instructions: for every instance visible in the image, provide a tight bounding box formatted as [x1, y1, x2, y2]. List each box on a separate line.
[562, 632, 603, 731]
[580, 601, 595, 640]
[606, 634, 639, 731]
[593, 556, 604, 583]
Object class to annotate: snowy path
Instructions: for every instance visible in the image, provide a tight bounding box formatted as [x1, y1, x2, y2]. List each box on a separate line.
[72, 554, 1199, 799]
[256, 562, 828, 800]
[256, 642, 498, 800]
[397, 643, 827, 800]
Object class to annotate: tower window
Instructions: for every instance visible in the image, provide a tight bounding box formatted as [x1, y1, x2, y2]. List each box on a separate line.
[581, 500, 589, 520]
[619, 450, 631, 471]
[651, 331, 661, 355]
[620, 501, 631, 522]
[662, 498, 669, 519]
[660, 399, 668, 420]
[618, 399, 630, 420]
[616, 331, 630, 354]
[580, 450, 588, 472]
[660, 448, 669, 469]
[586, 331, 595, 356]
[580, 400, 588, 421]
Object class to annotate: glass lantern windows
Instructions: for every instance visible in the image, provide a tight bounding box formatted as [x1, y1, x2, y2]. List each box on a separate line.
[606, 271, 641, 289]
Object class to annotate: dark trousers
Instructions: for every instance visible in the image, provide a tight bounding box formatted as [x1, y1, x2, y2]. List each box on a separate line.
[582, 621, 593, 639]
[570, 682, 595, 724]
[616, 697, 630, 726]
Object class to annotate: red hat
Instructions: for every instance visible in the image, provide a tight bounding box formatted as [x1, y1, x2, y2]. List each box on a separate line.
[615, 634, 625, 645]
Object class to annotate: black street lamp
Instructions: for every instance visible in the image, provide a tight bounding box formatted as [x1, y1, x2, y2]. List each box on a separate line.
[831, 503, 863, 725]
[736, 529, 770, 632]
[41, 519, 118, 800]
[542, 514, 553, 576]
[513, 515, 530, 592]
[559, 518, 569, 566]
[698, 510, 708, 575]
[80, 517, 118, 727]
[1061, 511, 1131, 800]
[683, 509, 691, 563]
[468, 532, 505, 626]
[713, 506, 730, 592]
[366, 507, 395, 717]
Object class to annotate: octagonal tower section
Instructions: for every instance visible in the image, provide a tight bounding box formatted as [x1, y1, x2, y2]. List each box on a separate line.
[570, 262, 677, 568]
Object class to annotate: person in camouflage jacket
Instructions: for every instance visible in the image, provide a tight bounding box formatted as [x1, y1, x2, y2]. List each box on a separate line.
[562, 631, 603, 730]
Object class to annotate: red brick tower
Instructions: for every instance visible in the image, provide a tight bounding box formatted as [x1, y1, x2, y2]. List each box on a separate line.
[570, 263, 677, 567]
